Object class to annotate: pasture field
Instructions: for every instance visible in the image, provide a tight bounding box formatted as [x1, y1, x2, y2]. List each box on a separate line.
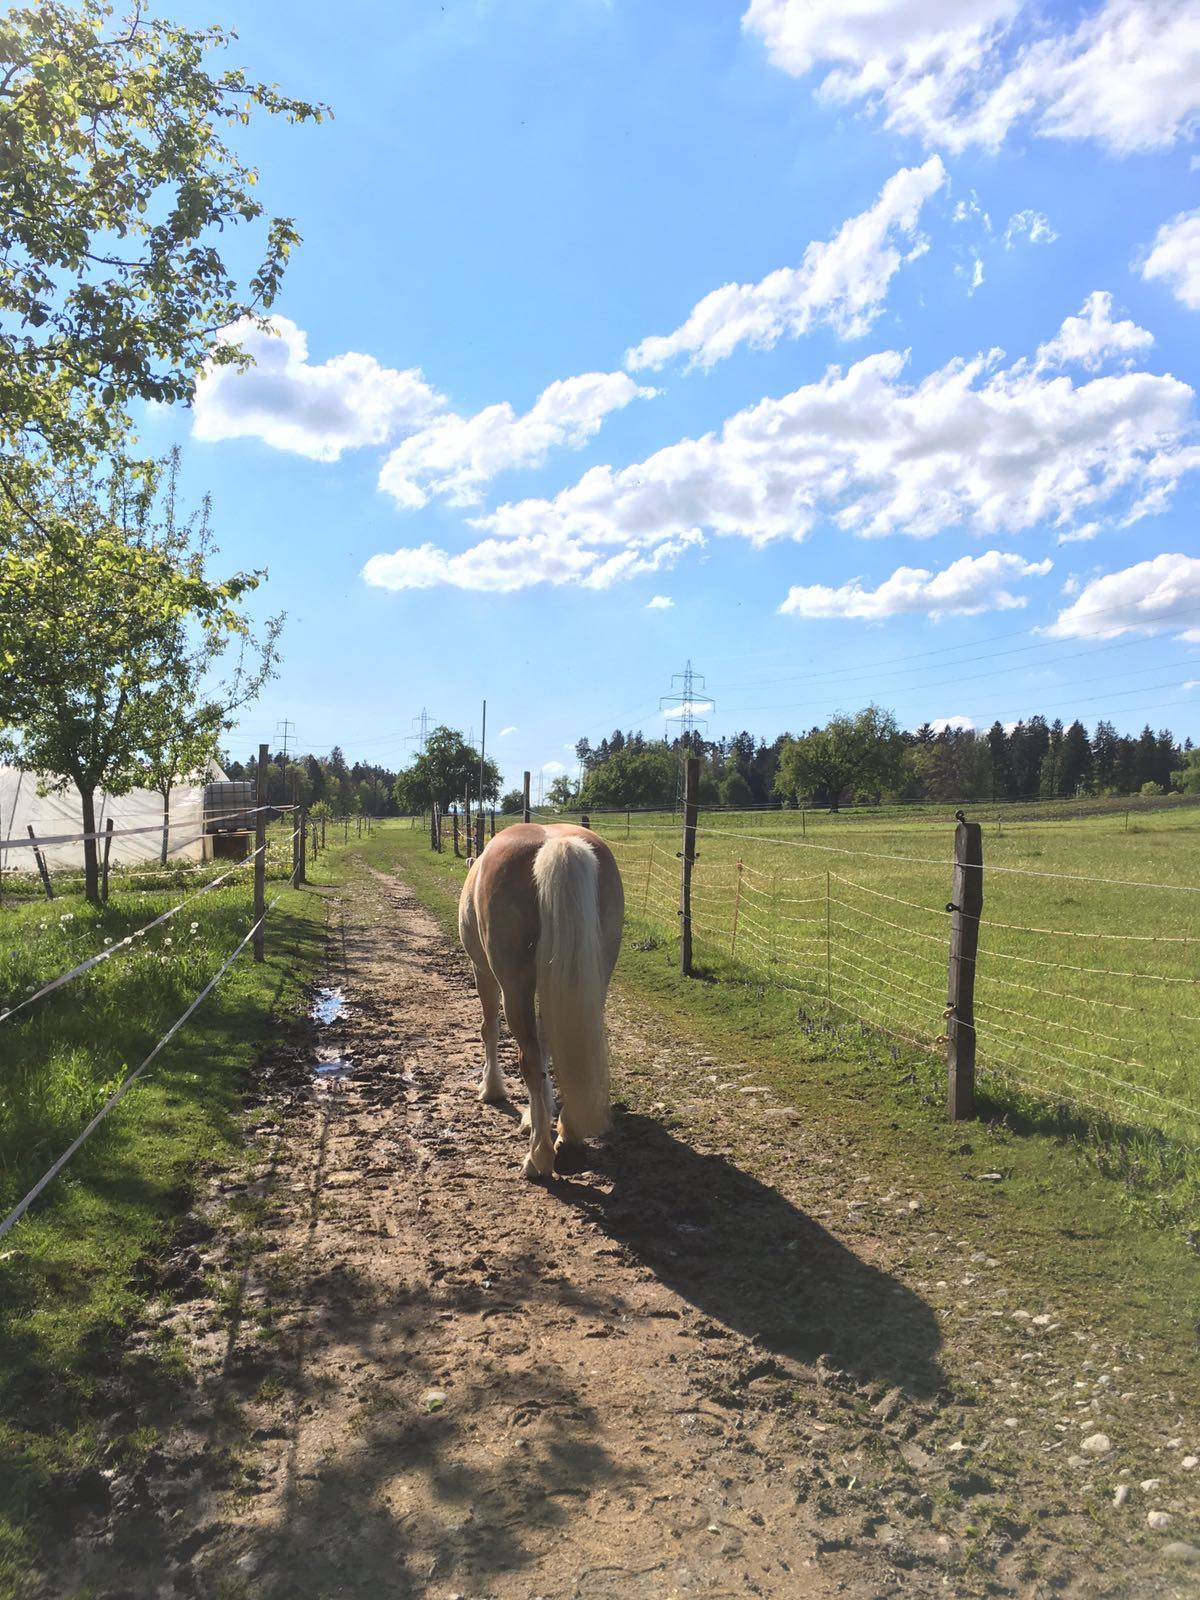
[575, 804, 1200, 1149]
[0, 821, 325, 1590]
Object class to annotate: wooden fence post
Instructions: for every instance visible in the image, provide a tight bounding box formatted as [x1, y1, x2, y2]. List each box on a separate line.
[825, 869, 832, 1000]
[490, 808, 495, 839]
[452, 811, 460, 856]
[679, 756, 699, 977]
[298, 807, 308, 884]
[252, 743, 268, 963]
[946, 810, 983, 1120]
[642, 844, 653, 916]
[27, 825, 53, 900]
[321, 817, 327, 851]
[101, 817, 114, 903]
[581, 812, 590, 830]
[475, 812, 484, 855]
[522, 771, 531, 824]
[730, 860, 743, 959]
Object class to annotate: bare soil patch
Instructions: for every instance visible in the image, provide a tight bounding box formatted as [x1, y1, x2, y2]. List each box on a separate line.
[45, 860, 1197, 1599]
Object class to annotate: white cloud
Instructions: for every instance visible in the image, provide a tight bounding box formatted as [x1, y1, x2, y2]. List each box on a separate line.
[779, 551, 1052, 620]
[1004, 210, 1058, 248]
[377, 371, 655, 508]
[361, 530, 701, 594]
[1034, 291, 1155, 372]
[646, 594, 675, 609]
[1057, 523, 1100, 545]
[742, 0, 1200, 154]
[541, 760, 567, 776]
[364, 307, 1198, 595]
[625, 158, 945, 372]
[1140, 210, 1200, 311]
[1184, 679, 1200, 690]
[499, 725, 517, 737]
[192, 317, 444, 462]
[661, 700, 713, 718]
[925, 716, 977, 733]
[1047, 553, 1200, 638]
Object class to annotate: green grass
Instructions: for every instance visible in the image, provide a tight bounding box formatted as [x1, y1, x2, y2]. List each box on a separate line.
[0, 824, 333, 1597]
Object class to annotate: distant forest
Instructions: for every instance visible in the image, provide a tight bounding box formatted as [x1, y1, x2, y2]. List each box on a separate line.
[225, 710, 1200, 817]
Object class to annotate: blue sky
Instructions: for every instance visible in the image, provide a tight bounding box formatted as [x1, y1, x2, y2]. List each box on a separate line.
[149, 0, 1200, 789]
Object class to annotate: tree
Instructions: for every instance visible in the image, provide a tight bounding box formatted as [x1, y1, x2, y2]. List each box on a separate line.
[391, 726, 499, 814]
[546, 775, 578, 808]
[0, 451, 270, 900]
[719, 770, 753, 808]
[499, 788, 525, 815]
[580, 746, 678, 810]
[0, 1, 325, 477]
[136, 456, 282, 859]
[1059, 721, 1092, 796]
[774, 707, 904, 810]
[1172, 749, 1200, 794]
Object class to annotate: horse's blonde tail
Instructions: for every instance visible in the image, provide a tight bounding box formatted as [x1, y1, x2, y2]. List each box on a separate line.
[534, 835, 610, 1139]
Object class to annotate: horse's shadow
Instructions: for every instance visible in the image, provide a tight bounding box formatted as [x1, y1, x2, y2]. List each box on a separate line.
[553, 1108, 944, 1400]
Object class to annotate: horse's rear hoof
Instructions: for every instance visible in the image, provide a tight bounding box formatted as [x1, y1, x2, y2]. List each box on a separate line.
[521, 1152, 553, 1183]
[553, 1138, 589, 1175]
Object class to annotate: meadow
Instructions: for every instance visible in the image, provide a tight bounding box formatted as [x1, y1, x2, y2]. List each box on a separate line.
[571, 801, 1200, 1149]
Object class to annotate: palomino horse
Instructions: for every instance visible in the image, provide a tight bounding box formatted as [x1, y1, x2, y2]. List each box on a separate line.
[458, 823, 624, 1179]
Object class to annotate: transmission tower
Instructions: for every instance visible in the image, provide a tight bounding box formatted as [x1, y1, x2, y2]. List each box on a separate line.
[276, 718, 297, 759]
[659, 660, 713, 751]
[408, 708, 430, 751]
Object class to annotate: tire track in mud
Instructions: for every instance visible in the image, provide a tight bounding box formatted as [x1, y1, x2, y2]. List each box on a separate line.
[51, 862, 1193, 1600]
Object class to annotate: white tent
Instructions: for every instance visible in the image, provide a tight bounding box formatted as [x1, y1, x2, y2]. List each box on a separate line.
[0, 760, 227, 876]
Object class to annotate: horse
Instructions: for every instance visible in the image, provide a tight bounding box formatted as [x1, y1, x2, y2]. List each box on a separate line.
[458, 822, 624, 1180]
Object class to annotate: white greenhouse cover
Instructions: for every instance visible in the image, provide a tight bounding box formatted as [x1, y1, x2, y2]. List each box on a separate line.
[0, 760, 228, 874]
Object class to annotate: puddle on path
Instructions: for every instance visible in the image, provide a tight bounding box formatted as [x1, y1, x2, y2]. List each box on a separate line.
[311, 987, 346, 1025]
[314, 1057, 354, 1082]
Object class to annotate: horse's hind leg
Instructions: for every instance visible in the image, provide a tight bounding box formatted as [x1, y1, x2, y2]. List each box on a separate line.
[520, 1019, 555, 1134]
[473, 962, 505, 1105]
[503, 981, 555, 1180]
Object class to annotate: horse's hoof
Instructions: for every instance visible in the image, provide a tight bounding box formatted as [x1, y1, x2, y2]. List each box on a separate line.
[521, 1152, 553, 1182]
[553, 1137, 588, 1175]
[478, 1081, 506, 1105]
[519, 1107, 532, 1132]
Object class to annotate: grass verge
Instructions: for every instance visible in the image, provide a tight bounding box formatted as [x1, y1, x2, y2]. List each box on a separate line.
[0, 856, 331, 1598]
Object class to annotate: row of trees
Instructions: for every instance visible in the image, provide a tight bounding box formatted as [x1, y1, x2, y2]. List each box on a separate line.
[532, 711, 1199, 814]
[0, 3, 324, 900]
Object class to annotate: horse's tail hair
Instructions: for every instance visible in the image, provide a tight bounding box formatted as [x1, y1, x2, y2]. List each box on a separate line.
[534, 834, 610, 1140]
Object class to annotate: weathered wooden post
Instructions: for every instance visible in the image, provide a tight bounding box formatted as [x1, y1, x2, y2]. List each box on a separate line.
[522, 771, 531, 824]
[680, 756, 699, 977]
[730, 860, 743, 958]
[490, 808, 495, 839]
[101, 817, 114, 903]
[475, 811, 484, 856]
[321, 817, 327, 851]
[452, 810, 460, 856]
[27, 825, 53, 900]
[581, 812, 590, 831]
[825, 869, 832, 1000]
[642, 844, 653, 916]
[252, 743, 268, 963]
[298, 806, 308, 884]
[946, 810, 983, 1121]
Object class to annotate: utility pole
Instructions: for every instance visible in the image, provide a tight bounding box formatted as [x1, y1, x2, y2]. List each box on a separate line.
[409, 708, 430, 752]
[276, 718, 296, 760]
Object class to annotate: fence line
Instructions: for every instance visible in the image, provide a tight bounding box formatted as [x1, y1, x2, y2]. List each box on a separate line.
[1, 803, 288, 854]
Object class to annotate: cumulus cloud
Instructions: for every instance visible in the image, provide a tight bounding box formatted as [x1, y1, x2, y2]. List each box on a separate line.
[779, 551, 1052, 620]
[192, 317, 444, 462]
[363, 305, 1198, 595]
[925, 716, 976, 733]
[1140, 209, 1200, 310]
[646, 594, 674, 609]
[1047, 552, 1200, 638]
[361, 530, 701, 595]
[541, 761, 567, 776]
[377, 371, 655, 508]
[499, 725, 517, 736]
[1034, 291, 1155, 372]
[742, 0, 1200, 154]
[1004, 210, 1058, 248]
[661, 700, 713, 719]
[625, 158, 945, 371]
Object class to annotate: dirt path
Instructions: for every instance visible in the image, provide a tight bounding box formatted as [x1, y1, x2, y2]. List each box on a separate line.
[52, 861, 1197, 1599]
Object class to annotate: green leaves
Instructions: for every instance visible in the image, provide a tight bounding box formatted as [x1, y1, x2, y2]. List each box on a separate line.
[0, 1, 328, 467]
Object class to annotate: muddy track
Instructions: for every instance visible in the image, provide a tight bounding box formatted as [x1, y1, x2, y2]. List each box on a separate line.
[50, 862, 1196, 1599]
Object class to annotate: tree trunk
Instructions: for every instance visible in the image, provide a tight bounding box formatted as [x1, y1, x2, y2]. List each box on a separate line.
[79, 783, 100, 904]
[160, 785, 170, 865]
